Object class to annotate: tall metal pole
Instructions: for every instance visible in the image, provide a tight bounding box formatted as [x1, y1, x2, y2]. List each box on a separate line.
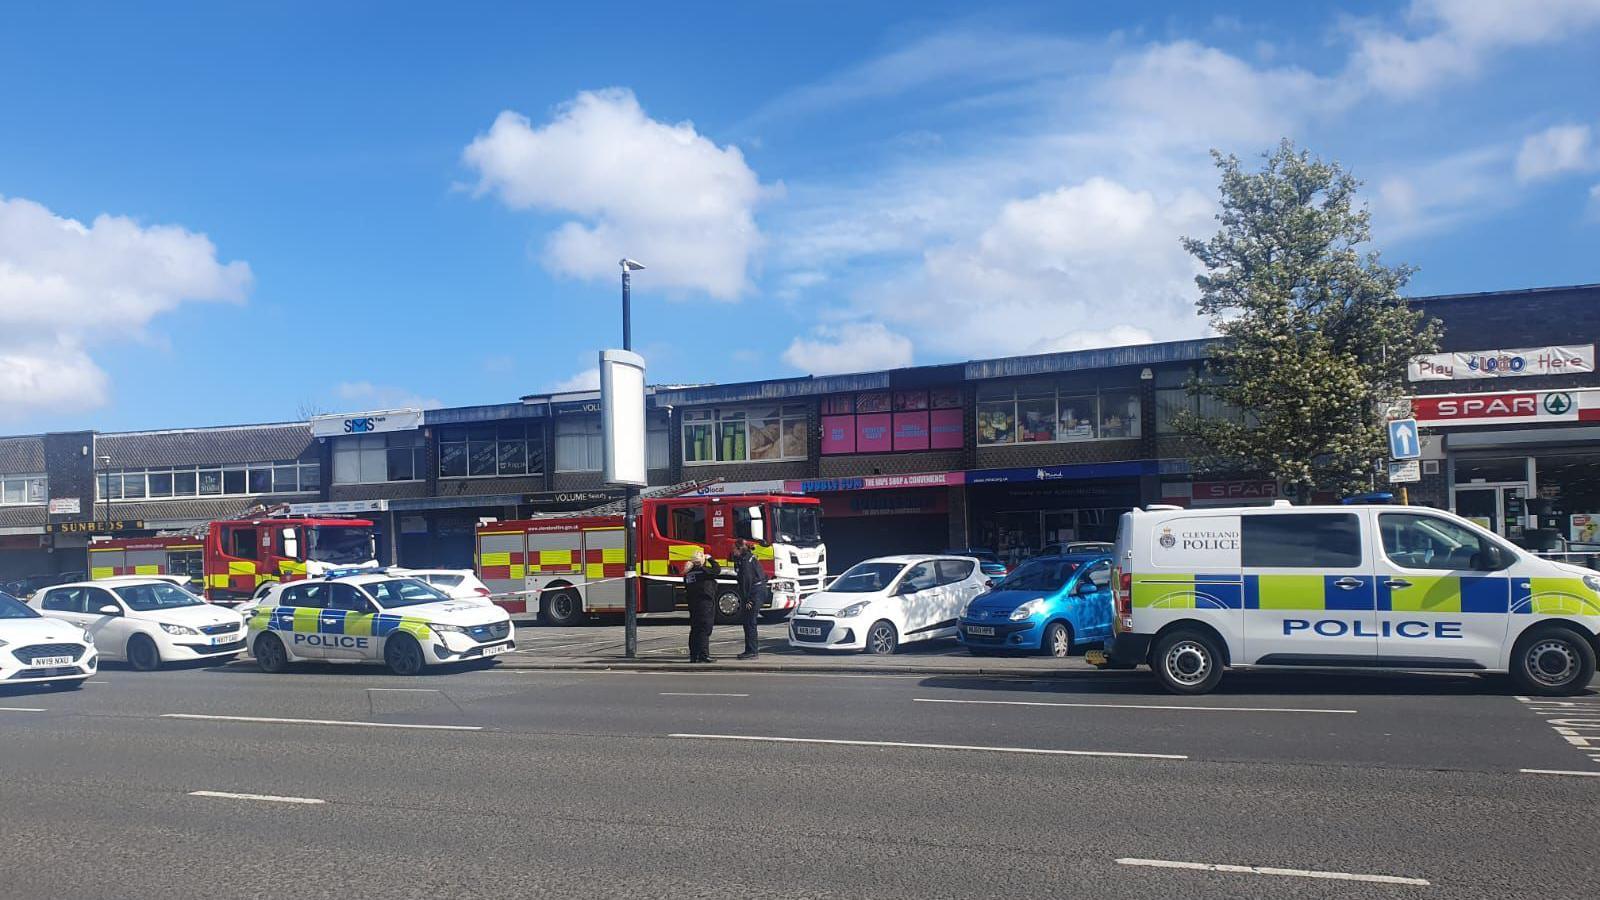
[621, 266, 638, 659]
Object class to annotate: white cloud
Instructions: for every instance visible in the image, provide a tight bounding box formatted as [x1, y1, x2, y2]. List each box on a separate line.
[333, 381, 442, 410]
[1516, 124, 1595, 182]
[862, 178, 1212, 357]
[1350, 0, 1600, 97]
[1371, 144, 1517, 239]
[0, 195, 250, 419]
[547, 367, 600, 393]
[1588, 183, 1600, 219]
[782, 322, 914, 375]
[463, 89, 770, 300]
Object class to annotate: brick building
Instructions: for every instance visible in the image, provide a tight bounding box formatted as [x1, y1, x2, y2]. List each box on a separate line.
[1, 283, 1595, 586]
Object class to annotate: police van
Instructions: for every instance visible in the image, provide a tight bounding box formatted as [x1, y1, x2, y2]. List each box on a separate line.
[244, 571, 515, 675]
[1092, 501, 1600, 695]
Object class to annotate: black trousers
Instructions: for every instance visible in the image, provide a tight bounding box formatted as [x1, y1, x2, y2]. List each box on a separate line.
[741, 602, 760, 654]
[688, 598, 715, 659]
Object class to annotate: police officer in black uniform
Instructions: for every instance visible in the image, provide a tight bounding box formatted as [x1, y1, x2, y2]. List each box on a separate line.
[684, 549, 720, 663]
[732, 539, 770, 660]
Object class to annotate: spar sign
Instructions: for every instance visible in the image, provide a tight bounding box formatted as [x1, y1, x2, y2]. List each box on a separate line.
[1410, 388, 1600, 426]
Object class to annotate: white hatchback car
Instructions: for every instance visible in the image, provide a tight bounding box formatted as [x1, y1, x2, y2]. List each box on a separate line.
[31, 579, 247, 671]
[1, 591, 97, 689]
[400, 569, 497, 606]
[788, 555, 990, 654]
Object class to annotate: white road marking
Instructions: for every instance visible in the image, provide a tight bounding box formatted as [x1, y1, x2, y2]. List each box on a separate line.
[1520, 768, 1600, 778]
[162, 713, 481, 732]
[364, 688, 441, 693]
[86, 680, 111, 684]
[914, 698, 1357, 714]
[669, 733, 1185, 760]
[1115, 858, 1429, 886]
[0, 706, 47, 712]
[189, 790, 325, 805]
[659, 692, 749, 697]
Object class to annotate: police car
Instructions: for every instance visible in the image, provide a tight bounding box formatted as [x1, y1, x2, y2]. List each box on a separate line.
[1093, 501, 1600, 695]
[244, 570, 515, 675]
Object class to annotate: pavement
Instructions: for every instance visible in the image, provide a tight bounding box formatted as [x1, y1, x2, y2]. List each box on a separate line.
[2, 653, 1597, 899]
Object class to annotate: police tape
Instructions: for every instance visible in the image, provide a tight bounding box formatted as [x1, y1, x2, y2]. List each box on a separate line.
[483, 573, 776, 602]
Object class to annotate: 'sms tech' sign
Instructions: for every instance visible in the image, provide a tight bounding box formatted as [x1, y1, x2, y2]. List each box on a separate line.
[310, 408, 424, 438]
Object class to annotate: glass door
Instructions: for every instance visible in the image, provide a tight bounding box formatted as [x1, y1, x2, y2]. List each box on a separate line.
[1452, 484, 1529, 540]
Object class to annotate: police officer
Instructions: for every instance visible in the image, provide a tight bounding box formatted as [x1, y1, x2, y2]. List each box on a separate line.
[732, 539, 769, 660]
[684, 549, 720, 663]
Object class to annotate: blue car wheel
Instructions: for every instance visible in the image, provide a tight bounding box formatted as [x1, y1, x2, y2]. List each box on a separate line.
[1042, 621, 1073, 657]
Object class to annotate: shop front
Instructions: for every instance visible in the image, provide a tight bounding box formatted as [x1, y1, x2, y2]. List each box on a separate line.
[1414, 386, 1600, 549]
[791, 472, 962, 569]
[965, 462, 1151, 567]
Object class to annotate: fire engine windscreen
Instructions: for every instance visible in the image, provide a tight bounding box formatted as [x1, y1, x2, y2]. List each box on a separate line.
[773, 504, 822, 547]
[308, 526, 376, 564]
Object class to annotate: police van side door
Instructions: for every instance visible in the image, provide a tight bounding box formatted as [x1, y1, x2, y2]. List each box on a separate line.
[1370, 510, 1510, 668]
[1241, 512, 1377, 665]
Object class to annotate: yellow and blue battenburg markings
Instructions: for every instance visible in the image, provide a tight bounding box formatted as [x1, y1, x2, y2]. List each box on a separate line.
[251, 606, 433, 640]
[1131, 573, 1600, 616]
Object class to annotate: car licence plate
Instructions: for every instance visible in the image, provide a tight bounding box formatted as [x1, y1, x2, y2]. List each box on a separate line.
[32, 655, 73, 667]
[796, 625, 822, 636]
[482, 643, 511, 657]
[966, 626, 995, 636]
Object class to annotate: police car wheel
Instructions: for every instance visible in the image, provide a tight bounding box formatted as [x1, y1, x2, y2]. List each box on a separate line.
[541, 589, 583, 627]
[1153, 630, 1224, 695]
[1043, 622, 1073, 657]
[1511, 627, 1596, 697]
[864, 620, 898, 655]
[384, 634, 426, 676]
[127, 635, 162, 672]
[714, 590, 743, 625]
[254, 634, 290, 673]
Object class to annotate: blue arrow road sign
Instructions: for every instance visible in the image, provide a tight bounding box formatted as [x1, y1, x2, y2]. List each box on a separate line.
[1388, 418, 1421, 460]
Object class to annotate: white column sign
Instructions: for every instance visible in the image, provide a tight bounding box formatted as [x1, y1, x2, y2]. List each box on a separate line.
[600, 349, 648, 487]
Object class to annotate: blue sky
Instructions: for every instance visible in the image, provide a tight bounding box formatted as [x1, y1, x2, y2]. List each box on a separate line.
[2, 0, 1597, 433]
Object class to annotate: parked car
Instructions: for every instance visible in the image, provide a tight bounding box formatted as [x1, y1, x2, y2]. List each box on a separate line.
[958, 554, 1113, 656]
[30, 579, 247, 671]
[941, 548, 1009, 579]
[400, 569, 497, 606]
[0, 591, 96, 689]
[789, 555, 990, 654]
[1039, 541, 1115, 557]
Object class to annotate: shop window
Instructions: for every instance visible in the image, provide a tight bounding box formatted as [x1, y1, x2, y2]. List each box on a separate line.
[555, 417, 603, 472]
[978, 379, 1139, 445]
[683, 405, 806, 464]
[0, 475, 46, 506]
[823, 389, 962, 454]
[334, 434, 423, 484]
[1453, 457, 1528, 484]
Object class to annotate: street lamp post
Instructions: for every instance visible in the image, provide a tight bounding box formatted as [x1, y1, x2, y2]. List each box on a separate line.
[620, 258, 645, 659]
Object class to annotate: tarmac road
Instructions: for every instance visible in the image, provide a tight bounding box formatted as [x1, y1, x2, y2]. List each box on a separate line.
[1, 660, 1596, 899]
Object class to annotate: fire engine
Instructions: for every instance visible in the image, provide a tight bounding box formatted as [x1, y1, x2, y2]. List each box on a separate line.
[476, 493, 825, 626]
[87, 517, 378, 607]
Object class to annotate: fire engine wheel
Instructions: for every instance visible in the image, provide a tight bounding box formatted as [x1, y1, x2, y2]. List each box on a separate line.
[714, 589, 744, 625]
[384, 634, 426, 676]
[541, 589, 585, 627]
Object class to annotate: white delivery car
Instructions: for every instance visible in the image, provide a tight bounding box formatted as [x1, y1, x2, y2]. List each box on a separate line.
[245, 571, 515, 675]
[788, 555, 990, 654]
[1093, 501, 1600, 695]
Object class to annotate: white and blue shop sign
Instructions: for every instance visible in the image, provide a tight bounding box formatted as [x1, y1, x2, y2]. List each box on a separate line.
[311, 408, 425, 438]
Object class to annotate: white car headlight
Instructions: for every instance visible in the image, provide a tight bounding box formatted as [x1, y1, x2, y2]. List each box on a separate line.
[1009, 599, 1045, 622]
[159, 623, 199, 636]
[82, 630, 94, 644]
[431, 623, 467, 635]
[836, 601, 871, 619]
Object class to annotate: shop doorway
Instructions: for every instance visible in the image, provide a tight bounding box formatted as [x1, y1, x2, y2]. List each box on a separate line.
[1453, 484, 1529, 542]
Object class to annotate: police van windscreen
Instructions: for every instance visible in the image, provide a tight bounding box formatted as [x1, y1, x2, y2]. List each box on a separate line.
[309, 526, 376, 564]
[114, 582, 205, 611]
[363, 578, 451, 609]
[997, 559, 1081, 592]
[774, 504, 822, 547]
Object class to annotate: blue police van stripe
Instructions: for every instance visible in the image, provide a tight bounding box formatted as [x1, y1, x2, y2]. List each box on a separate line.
[1243, 575, 1260, 610]
[1323, 575, 1376, 612]
[1461, 576, 1510, 614]
[1195, 577, 1243, 610]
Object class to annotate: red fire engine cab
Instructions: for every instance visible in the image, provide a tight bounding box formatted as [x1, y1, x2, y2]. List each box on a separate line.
[87, 517, 378, 607]
[476, 493, 826, 626]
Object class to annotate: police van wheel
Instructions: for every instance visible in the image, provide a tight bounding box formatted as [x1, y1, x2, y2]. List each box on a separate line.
[1510, 626, 1596, 697]
[540, 589, 584, 627]
[127, 635, 162, 672]
[714, 589, 744, 625]
[1152, 629, 1224, 695]
[254, 634, 290, 674]
[384, 634, 426, 676]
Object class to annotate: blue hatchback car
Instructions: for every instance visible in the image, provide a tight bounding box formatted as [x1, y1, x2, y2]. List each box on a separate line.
[957, 553, 1113, 656]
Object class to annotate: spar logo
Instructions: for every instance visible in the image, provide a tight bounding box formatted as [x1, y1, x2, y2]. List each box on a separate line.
[1544, 392, 1573, 415]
